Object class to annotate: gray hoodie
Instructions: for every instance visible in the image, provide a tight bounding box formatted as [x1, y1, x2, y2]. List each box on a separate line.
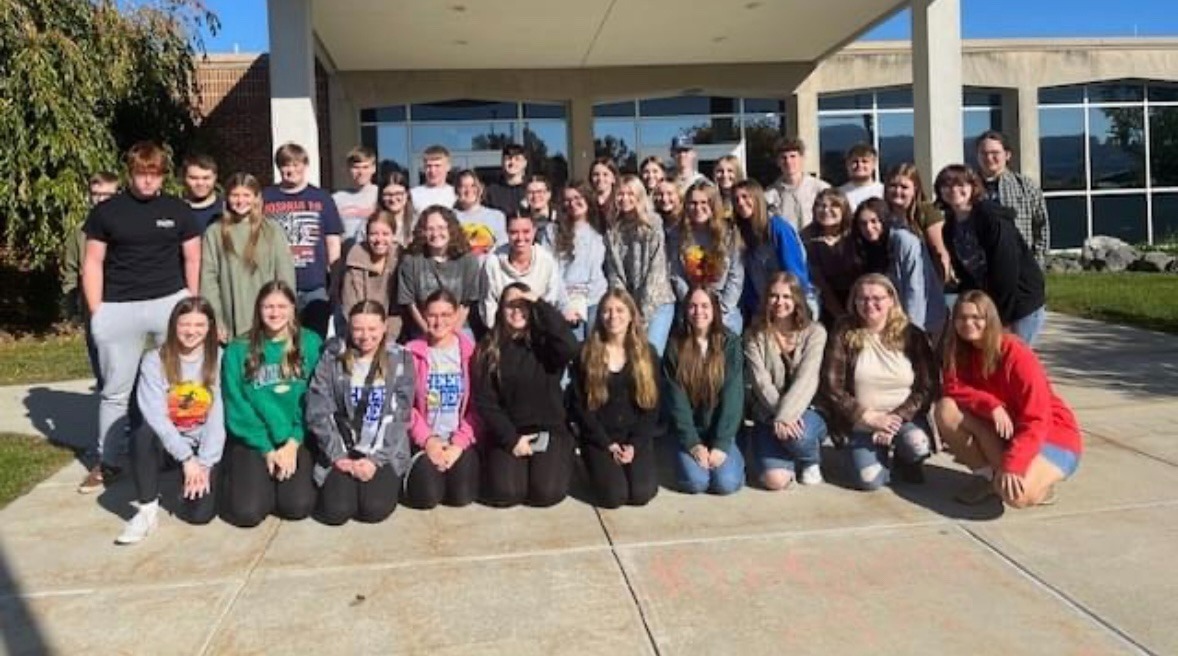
[136, 348, 226, 468]
[305, 338, 414, 485]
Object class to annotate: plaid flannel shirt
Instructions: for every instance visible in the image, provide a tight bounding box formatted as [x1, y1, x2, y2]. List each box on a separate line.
[989, 170, 1050, 268]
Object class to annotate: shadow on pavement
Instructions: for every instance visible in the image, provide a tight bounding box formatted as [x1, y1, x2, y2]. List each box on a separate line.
[1037, 317, 1178, 401]
[0, 544, 51, 654]
[22, 386, 97, 464]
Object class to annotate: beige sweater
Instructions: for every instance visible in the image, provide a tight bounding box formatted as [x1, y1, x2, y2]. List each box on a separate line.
[743, 322, 827, 425]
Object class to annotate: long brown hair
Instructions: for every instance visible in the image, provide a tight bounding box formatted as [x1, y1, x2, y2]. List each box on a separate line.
[671, 285, 728, 409]
[244, 280, 305, 381]
[844, 274, 909, 351]
[219, 173, 270, 272]
[378, 170, 416, 243]
[364, 211, 401, 273]
[160, 296, 220, 387]
[476, 282, 532, 384]
[944, 290, 1003, 378]
[406, 205, 471, 258]
[732, 179, 770, 249]
[750, 271, 812, 336]
[555, 180, 596, 261]
[341, 300, 390, 379]
[590, 158, 620, 231]
[884, 163, 932, 236]
[804, 188, 853, 240]
[579, 289, 658, 411]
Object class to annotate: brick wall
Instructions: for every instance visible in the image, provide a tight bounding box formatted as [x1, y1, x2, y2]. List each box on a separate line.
[192, 54, 332, 188]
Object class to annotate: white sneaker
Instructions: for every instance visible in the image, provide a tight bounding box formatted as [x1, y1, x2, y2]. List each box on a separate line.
[799, 464, 824, 486]
[116, 501, 159, 545]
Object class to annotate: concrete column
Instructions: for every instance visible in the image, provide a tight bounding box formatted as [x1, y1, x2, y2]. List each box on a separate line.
[1015, 83, 1042, 182]
[911, 0, 963, 184]
[267, 0, 321, 185]
[569, 97, 595, 180]
[787, 90, 821, 176]
[328, 74, 360, 187]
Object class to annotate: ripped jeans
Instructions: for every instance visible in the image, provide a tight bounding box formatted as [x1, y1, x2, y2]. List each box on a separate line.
[846, 418, 932, 491]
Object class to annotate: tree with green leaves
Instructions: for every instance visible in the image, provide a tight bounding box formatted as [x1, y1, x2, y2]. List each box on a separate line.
[0, 0, 218, 267]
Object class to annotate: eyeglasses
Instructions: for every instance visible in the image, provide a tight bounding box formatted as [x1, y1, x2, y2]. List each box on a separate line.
[504, 299, 531, 312]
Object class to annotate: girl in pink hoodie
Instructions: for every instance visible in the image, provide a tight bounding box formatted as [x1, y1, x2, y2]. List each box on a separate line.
[404, 289, 480, 508]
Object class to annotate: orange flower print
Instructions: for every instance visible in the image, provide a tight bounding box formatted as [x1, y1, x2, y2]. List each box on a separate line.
[682, 245, 723, 286]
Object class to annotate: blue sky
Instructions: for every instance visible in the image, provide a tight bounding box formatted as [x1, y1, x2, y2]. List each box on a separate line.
[200, 0, 1178, 53]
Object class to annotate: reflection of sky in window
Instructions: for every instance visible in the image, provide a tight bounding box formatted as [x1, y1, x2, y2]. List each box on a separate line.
[366, 124, 409, 171]
[1039, 108, 1085, 191]
[1088, 107, 1145, 189]
[638, 117, 739, 147]
[593, 119, 637, 147]
[818, 116, 872, 184]
[963, 109, 1002, 160]
[409, 122, 518, 152]
[878, 112, 914, 172]
[523, 120, 567, 157]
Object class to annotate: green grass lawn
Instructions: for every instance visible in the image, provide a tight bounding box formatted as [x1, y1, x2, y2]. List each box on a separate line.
[1047, 272, 1178, 334]
[0, 434, 74, 507]
[0, 334, 93, 386]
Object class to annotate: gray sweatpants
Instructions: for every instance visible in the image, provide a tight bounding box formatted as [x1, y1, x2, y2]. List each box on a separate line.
[89, 289, 189, 465]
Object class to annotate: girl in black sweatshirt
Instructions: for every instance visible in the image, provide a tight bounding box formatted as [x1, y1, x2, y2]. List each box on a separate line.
[474, 282, 579, 507]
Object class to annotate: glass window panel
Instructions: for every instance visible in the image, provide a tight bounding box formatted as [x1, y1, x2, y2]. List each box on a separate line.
[409, 121, 517, 152]
[593, 101, 636, 118]
[1039, 107, 1086, 191]
[1039, 85, 1084, 105]
[1092, 194, 1147, 244]
[1046, 196, 1089, 249]
[1088, 81, 1145, 103]
[818, 92, 874, 111]
[1149, 107, 1178, 187]
[963, 109, 1002, 161]
[876, 87, 913, 110]
[743, 114, 788, 186]
[819, 114, 873, 186]
[522, 120, 569, 189]
[639, 116, 740, 148]
[360, 106, 407, 123]
[523, 102, 566, 119]
[639, 96, 737, 116]
[366, 124, 409, 176]
[410, 100, 517, 121]
[1151, 193, 1178, 243]
[742, 98, 786, 113]
[878, 111, 914, 176]
[963, 89, 1003, 108]
[1089, 107, 1146, 190]
[1148, 81, 1178, 103]
[593, 118, 639, 171]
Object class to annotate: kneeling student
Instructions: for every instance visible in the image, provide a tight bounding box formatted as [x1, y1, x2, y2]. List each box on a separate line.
[306, 300, 414, 525]
[118, 297, 225, 545]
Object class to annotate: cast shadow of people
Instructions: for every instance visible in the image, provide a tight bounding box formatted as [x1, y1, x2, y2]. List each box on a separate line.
[22, 385, 98, 464]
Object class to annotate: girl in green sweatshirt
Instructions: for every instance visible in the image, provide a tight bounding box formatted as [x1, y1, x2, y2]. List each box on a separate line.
[221, 280, 323, 527]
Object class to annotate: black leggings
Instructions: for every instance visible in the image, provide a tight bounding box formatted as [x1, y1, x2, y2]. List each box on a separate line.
[130, 425, 219, 524]
[404, 447, 480, 509]
[482, 428, 574, 508]
[221, 439, 317, 528]
[317, 463, 401, 525]
[580, 437, 658, 509]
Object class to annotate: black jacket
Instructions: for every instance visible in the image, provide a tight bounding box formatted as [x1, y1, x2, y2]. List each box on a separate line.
[942, 200, 1045, 325]
[484, 180, 527, 217]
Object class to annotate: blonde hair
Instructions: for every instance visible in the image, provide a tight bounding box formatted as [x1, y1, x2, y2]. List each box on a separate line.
[750, 271, 812, 336]
[617, 175, 655, 230]
[579, 290, 659, 411]
[944, 290, 1004, 378]
[220, 173, 270, 272]
[843, 274, 909, 351]
[680, 180, 736, 274]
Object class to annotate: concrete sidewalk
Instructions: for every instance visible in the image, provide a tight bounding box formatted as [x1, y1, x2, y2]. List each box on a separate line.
[0, 313, 1176, 655]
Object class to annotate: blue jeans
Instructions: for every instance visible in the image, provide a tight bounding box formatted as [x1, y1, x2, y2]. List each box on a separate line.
[1010, 305, 1047, 347]
[646, 303, 675, 357]
[846, 419, 932, 491]
[675, 443, 745, 495]
[722, 309, 743, 335]
[751, 409, 826, 474]
[571, 304, 598, 342]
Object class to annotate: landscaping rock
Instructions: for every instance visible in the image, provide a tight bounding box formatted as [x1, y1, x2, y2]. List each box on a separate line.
[1129, 251, 1176, 273]
[1046, 254, 1083, 273]
[1081, 236, 1139, 272]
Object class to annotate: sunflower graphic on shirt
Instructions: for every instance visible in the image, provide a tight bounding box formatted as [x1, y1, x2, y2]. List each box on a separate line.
[167, 381, 213, 432]
[463, 223, 497, 257]
[682, 245, 724, 286]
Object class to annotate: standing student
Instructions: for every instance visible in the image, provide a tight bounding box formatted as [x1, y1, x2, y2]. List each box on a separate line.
[403, 290, 481, 509]
[340, 211, 403, 340]
[712, 155, 745, 222]
[376, 170, 417, 245]
[548, 181, 608, 340]
[261, 142, 344, 338]
[568, 290, 661, 508]
[975, 130, 1050, 268]
[935, 165, 1046, 346]
[851, 198, 947, 341]
[604, 176, 677, 356]
[475, 284, 579, 507]
[589, 157, 620, 231]
[524, 175, 559, 242]
[652, 179, 684, 233]
[837, 143, 885, 211]
[765, 137, 830, 231]
[665, 286, 746, 495]
[820, 274, 939, 490]
[62, 171, 119, 386]
[639, 156, 667, 196]
[410, 145, 457, 212]
[220, 280, 323, 527]
[181, 154, 224, 232]
[671, 136, 706, 193]
[117, 297, 224, 544]
[731, 179, 813, 323]
[454, 169, 508, 258]
[305, 301, 413, 525]
[484, 143, 529, 217]
[481, 213, 565, 329]
[744, 273, 828, 490]
[667, 180, 745, 334]
[80, 141, 201, 494]
[396, 205, 482, 337]
[936, 291, 1082, 507]
[332, 146, 379, 243]
[884, 163, 951, 284]
[804, 189, 860, 329]
[201, 173, 296, 341]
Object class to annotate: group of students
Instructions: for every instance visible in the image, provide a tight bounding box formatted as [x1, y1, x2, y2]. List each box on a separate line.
[63, 133, 1078, 545]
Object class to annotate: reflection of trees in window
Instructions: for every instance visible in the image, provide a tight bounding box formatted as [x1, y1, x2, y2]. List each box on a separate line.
[1095, 107, 1145, 188]
[595, 135, 637, 173]
[1149, 108, 1178, 187]
[743, 117, 787, 185]
[471, 130, 515, 151]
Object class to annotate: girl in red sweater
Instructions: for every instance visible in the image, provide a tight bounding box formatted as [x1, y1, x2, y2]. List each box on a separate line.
[935, 290, 1082, 507]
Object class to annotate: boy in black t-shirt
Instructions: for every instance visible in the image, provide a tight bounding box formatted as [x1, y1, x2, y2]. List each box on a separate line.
[80, 142, 201, 493]
[261, 142, 343, 337]
[182, 153, 224, 231]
